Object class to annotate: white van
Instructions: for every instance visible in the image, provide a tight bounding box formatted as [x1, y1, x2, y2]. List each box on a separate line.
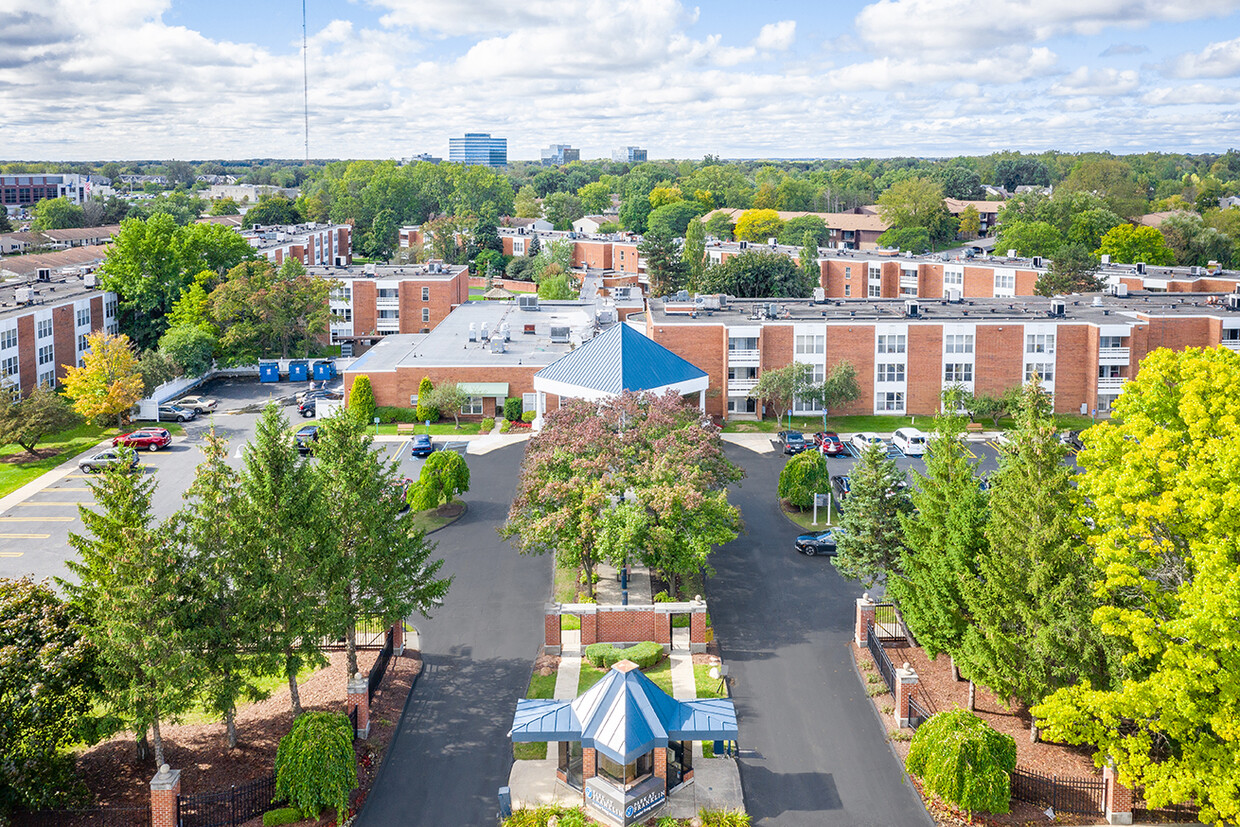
[892, 427, 927, 456]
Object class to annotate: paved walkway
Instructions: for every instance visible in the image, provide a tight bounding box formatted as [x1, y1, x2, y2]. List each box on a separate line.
[593, 561, 653, 604]
[554, 630, 582, 697]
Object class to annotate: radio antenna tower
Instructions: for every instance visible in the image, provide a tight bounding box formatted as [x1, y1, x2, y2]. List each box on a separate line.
[302, 0, 310, 162]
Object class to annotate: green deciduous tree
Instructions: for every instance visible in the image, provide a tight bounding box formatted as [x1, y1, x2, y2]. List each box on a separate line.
[1059, 159, 1147, 218]
[409, 450, 471, 511]
[514, 185, 542, 218]
[647, 201, 702, 238]
[681, 217, 708, 291]
[877, 226, 931, 253]
[1033, 347, 1240, 824]
[245, 195, 302, 226]
[833, 442, 912, 586]
[777, 215, 830, 246]
[906, 710, 1016, 814]
[537, 272, 577, 300]
[802, 360, 860, 432]
[734, 208, 783, 243]
[208, 260, 333, 361]
[748, 361, 814, 424]
[543, 192, 585, 230]
[274, 712, 356, 820]
[209, 197, 239, 216]
[30, 197, 85, 231]
[429, 383, 469, 428]
[958, 205, 981, 239]
[348, 375, 376, 424]
[158, 323, 217, 377]
[60, 331, 145, 428]
[699, 250, 812, 298]
[877, 178, 955, 243]
[0, 383, 81, 457]
[996, 220, 1064, 258]
[1095, 224, 1175, 265]
[577, 181, 611, 214]
[778, 451, 831, 510]
[703, 211, 735, 241]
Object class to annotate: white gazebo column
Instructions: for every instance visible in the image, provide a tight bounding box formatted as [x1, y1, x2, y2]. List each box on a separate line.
[698, 389, 705, 413]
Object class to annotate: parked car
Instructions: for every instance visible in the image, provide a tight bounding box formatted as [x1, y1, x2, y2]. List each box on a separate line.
[157, 403, 196, 422]
[892, 427, 927, 456]
[409, 434, 435, 458]
[295, 425, 318, 455]
[850, 432, 885, 454]
[113, 428, 172, 452]
[298, 390, 343, 418]
[174, 395, 218, 413]
[79, 448, 139, 474]
[294, 383, 336, 404]
[794, 528, 843, 557]
[813, 431, 845, 456]
[1060, 430, 1084, 451]
[830, 474, 851, 503]
[777, 431, 809, 455]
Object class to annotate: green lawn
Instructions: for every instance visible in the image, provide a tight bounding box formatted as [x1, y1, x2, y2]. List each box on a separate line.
[0, 423, 116, 498]
[578, 654, 672, 695]
[554, 562, 583, 604]
[374, 421, 481, 436]
[694, 663, 727, 699]
[528, 669, 557, 700]
[780, 503, 835, 532]
[724, 412, 1100, 435]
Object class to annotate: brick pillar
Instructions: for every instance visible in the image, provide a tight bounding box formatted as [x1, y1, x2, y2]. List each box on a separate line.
[855, 592, 876, 648]
[654, 747, 668, 783]
[347, 673, 370, 740]
[149, 764, 180, 827]
[654, 608, 671, 648]
[392, 620, 405, 656]
[545, 603, 561, 655]
[894, 662, 918, 728]
[581, 609, 598, 646]
[690, 596, 707, 654]
[583, 747, 597, 780]
[1104, 764, 1134, 825]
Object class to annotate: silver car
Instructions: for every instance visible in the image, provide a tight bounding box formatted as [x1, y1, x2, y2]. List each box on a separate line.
[175, 395, 218, 413]
[79, 448, 140, 474]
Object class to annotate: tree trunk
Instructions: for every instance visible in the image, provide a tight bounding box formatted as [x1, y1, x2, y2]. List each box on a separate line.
[582, 557, 595, 600]
[951, 656, 961, 682]
[136, 730, 151, 763]
[967, 680, 976, 711]
[287, 658, 303, 716]
[225, 707, 237, 750]
[150, 714, 165, 769]
[346, 619, 358, 678]
[1030, 721, 1040, 743]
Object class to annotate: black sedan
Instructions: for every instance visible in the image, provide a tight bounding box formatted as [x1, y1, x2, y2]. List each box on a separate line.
[777, 431, 809, 455]
[795, 528, 842, 556]
[830, 474, 851, 503]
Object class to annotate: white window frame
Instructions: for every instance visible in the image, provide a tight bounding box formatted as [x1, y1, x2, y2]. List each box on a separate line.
[944, 363, 973, 383]
[462, 396, 485, 416]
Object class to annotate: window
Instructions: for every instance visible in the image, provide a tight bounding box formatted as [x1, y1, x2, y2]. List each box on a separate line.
[76, 308, 90, 327]
[844, 266, 852, 279]
[523, 392, 538, 412]
[37, 318, 53, 338]
[868, 265, 882, 280]
[728, 366, 757, 381]
[877, 334, 906, 354]
[1098, 365, 1124, 378]
[422, 308, 430, 323]
[1025, 362, 1055, 382]
[944, 363, 973, 382]
[38, 370, 55, 388]
[879, 391, 905, 412]
[331, 308, 352, 322]
[876, 363, 905, 382]
[104, 298, 117, 317]
[330, 286, 352, 301]
[513, 239, 525, 255]
[37, 344, 53, 366]
[0, 328, 16, 350]
[943, 267, 964, 287]
[728, 337, 758, 352]
[378, 288, 398, 299]
[945, 334, 974, 354]
[844, 284, 851, 297]
[598, 753, 654, 791]
[77, 333, 88, 352]
[1026, 334, 1055, 355]
[422, 286, 430, 301]
[107, 322, 119, 335]
[868, 282, 882, 298]
[378, 309, 399, 320]
[795, 334, 824, 354]
[727, 396, 758, 413]
[462, 396, 484, 415]
[1099, 335, 1125, 348]
[994, 272, 1015, 290]
[1, 356, 17, 378]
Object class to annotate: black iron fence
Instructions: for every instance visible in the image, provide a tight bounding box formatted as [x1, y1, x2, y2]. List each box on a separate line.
[872, 602, 908, 644]
[1010, 768, 1105, 815]
[367, 627, 394, 702]
[1134, 788, 1199, 823]
[177, 775, 281, 827]
[866, 621, 896, 695]
[907, 694, 931, 730]
[15, 806, 151, 827]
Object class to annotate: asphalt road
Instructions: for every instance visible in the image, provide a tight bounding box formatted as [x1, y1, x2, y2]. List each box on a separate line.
[356, 443, 548, 827]
[709, 444, 934, 827]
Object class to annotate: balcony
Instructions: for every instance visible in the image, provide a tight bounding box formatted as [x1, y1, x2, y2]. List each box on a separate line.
[376, 296, 400, 309]
[727, 377, 758, 394]
[1098, 347, 1130, 364]
[1096, 377, 1126, 394]
[727, 348, 760, 364]
[1221, 339, 1240, 352]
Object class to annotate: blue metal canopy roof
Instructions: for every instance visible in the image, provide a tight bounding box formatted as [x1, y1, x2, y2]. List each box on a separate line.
[509, 661, 738, 764]
[533, 323, 707, 396]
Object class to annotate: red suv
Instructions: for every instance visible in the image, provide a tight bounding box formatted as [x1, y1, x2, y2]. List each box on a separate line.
[113, 428, 172, 452]
[813, 432, 845, 456]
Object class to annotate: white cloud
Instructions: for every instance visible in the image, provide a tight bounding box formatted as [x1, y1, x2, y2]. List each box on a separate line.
[754, 20, 796, 51]
[827, 47, 1058, 90]
[1050, 66, 1140, 96]
[1100, 42, 1149, 57]
[1167, 36, 1240, 78]
[1141, 83, 1240, 106]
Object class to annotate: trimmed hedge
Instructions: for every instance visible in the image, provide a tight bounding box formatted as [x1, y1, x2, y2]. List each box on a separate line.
[376, 406, 420, 423]
[521, 410, 537, 423]
[584, 641, 663, 669]
[262, 807, 303, 827]
[504, 397, 524, 421]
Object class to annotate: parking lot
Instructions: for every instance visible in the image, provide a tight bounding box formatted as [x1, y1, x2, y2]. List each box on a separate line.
[0, 376, 447, 584]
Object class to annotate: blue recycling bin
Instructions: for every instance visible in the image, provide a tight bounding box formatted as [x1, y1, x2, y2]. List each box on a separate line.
[259, 362, 280, 382]
[289, 360, 309, 382]
[312, 360, 335, 381]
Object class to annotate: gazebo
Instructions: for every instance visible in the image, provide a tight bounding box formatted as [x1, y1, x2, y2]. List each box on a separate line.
[509, 660, 738, 825]
[531, 323, 709, 425]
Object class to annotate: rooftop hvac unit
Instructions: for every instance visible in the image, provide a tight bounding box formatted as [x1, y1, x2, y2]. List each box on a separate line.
[698, 294, 722, 310]
[1050, 299, 1066, 317]
[1136, 262, 1147, 275]
[812, 287, 826, 303]
[596, 307, 617, 325]
[364, 263, 376, 276]
[15, 287, 33, 304]
[738, 240, 749, 250]
[904, 300, 921, 318]
[500, 322, 511, 341]
[1113, 283, 1128, 297]
[767, 303, 779, 319]
[36, 268, 51, 282]
[334, 256, 347, 266]
[1227, 295, 1240, 312]
[1007, 249, 1017, 258]
[1100, 254, 1111, 265]
[489, 336, 505, 353]
[768, 237, 778, 246]
[83, 274, 97, 288]
[1032, 256, 1042, 268]
[468, 322, 477, 342]
[1092, 296, 1104, 307]
[550, 325, 570, 343]
[1191, 266, 1204, 276]
[674, 290, 690, 302]
[518, 295, 540, 311]
[480, 322, 489, 340]
[946, 288, 962, 303]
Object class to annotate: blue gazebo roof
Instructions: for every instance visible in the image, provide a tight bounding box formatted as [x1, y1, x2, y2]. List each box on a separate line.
[509, 660, 738, 764]
[533, 323, 707, 397]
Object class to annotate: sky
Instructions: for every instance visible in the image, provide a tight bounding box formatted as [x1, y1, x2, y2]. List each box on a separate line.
[3, 0, 1240, 161]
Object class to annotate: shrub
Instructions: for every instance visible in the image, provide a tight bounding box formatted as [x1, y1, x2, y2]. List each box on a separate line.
[262, 807, 303, 827]
[479, 419, 493, 434]
[501, 805, 588, 827]
[347, 375, 376, 424]
[700, 809, 751, 826]
[414, 377, 438, 422]
[504, 397, 523, 421]
[273, 711, 357, 819]
[905, 709, 1016, 814]
[521, 410, 537, 423]
[778, 451, 830, 510]
[500, 419, 511, 433]
[583, 641, 663, 670]
[376, 406, 419, 423]
[653, 590, 672, 603]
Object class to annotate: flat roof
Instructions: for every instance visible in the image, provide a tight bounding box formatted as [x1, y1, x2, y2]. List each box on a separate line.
[305, 262, 467, 281]
[0, 273, 108, 321]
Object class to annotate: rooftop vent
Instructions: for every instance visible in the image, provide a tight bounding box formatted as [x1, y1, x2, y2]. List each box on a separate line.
[468, 322, 477, 342]
[1136, 262, 1147, 275]
[904, 300, 920, 318]
[812, 287, 826, 303]
[550, 325, 570, 343]
[518, 295, 540, 312]
[1032, 256, 1042, 268]
[1100, 254, 1111, 265]
[1049, 299, 1066, 318]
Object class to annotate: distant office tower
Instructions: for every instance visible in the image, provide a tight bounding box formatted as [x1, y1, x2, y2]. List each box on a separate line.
[611, 146, 648, 163]
[540, 144, 581, 166]
[449, 133, 508, 168]
[406, 153, 442, 164]
[1, 174, 84, 213]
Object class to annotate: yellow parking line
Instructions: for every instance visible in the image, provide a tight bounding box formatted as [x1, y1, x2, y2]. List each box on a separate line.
[0, 516, 73, 522]
[0, 552, 22, 557]
[0, 534, 49, 539]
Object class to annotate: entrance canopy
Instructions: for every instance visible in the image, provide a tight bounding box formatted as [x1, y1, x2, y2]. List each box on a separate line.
[509, 660, 738, 764]
[533, 324, 708, 403]
[457, 382, 509, 396]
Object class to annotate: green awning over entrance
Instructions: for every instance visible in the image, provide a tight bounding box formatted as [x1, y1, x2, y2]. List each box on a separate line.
[458, 382, 509, 396]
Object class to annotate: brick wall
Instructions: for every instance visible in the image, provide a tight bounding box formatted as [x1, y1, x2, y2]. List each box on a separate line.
[649, 322, 728, 419]
[906, 324, 943, 413]
[1015, 269, 1040, 295]
[597, 609, 662, 644]
[1055, 324, 1093, 415]
[973, 324, 1024, 397]
[574, 241, 613, 270]
[352, 280, 377, 336]
[398, 270, 467, 334]
[614, 243, 640, 273]
[52, 304, 75, 383]
[825, 325, 875, 415]
[16, 315, 35, 395]
[347, 364, 542, 410]
[919, 264, 944, 299]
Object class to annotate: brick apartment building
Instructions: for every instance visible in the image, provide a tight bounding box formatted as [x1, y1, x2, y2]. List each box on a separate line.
[644, 293, 1240, 420]
[242, 223, 352, 268]
[0, 273, 118, 395]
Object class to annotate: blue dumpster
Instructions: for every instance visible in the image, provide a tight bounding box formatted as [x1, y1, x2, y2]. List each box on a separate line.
[312, 360, 335, 381]
[289, 360, 309, 382]
[259, 362, 280, 382]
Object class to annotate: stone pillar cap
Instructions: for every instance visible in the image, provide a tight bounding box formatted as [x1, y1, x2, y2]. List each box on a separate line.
[150, 764, 181, 790]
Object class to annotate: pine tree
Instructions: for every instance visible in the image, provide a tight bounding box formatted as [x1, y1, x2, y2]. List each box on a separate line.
[414, 377, 437, 422]
[237, 404, 329, 715]
[63, 455, 197, 767]
[681, 218, 708, 291]
[799, 230, 820, 288]
[833, 441, 912, 586]
[313, 410, 450, 676]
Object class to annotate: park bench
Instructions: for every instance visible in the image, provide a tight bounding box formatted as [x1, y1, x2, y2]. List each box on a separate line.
[397, 423, 417, 435]
[965, 422, 984, 433]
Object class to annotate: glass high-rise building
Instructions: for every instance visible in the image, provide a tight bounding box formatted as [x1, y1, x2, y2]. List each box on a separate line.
[449, 133, 508, 168]
[540, 144, 580, 166]
[611, 146, 648, 163]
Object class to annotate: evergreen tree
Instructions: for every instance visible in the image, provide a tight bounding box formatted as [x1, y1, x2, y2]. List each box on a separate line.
[313, 411, 450, 676]
[348, 375, 376, 424]
[415, 377, 437, 422]
[799, 230, 820, 288]
[957, 382, 1112, 735]
[237, 404, 329, 715]
[833, 441, 912, 586]
[639, 231, 687, 296]
[63, 456, 196, 768]
[681, 218, 708, 291]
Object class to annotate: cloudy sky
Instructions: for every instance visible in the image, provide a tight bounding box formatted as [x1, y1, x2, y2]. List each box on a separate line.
[3, 0, 1240, 161]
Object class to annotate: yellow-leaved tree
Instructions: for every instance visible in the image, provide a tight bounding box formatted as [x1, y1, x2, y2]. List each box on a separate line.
[61, 331, 145, 428]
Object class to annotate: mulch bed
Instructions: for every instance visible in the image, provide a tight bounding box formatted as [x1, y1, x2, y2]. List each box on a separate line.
[75, 646, 422, 826]
[435, 501, 465, 519]
[852, 641, 1106, 826]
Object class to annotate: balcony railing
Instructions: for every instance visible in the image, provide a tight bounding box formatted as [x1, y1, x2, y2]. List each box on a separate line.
[376, 296, 400, 308]
[727, 378, 759, 393]
[1221, 339, 1240, 352]
[727, 348, 760, 362]
[1097, 377, 1126, 394]
[1098, 347, 1130, 363]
